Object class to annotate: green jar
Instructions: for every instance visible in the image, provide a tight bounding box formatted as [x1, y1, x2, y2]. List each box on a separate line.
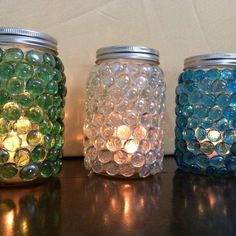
[0, 28, 66, 186]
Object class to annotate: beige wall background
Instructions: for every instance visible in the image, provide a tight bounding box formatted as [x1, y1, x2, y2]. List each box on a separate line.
[1, 0, 236, 156]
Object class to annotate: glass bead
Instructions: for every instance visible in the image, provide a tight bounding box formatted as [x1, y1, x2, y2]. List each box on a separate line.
[187, 118, 198, 129]
[209, 156, 225, 168]
[58, 82, 67, 97]
[108, 112, 123, 126]
[116, 125, 131, 140]
[3, 48, 23, 62]
[207, 130, 221, 142]
[55, 56, 64, 72]
[126, 88, 139, 100]
[15, 93, 33, 107]
[230, 93, 236, 106]
[200, 141, 214, 155]
[0, 149, 9, 164]
[183, 151, 195, 165]
[115, 99, 129, 113]
[182, 128, 194, 141]
[141, 113, 152, 128]
[123, 110, 138, 126]
[225, 154, 236, 172]
[0, 48, 3, 61]
[182, 105, 194, 117]
[48, 106, 59, 121]
[14, 149, 31, 166]
[46, 80, 58, 95]
[51, 122, 61, 135]
[91, 159, 103, 173]
[52, 159, 62, 174]
[120, 164, 135, 177]
[212, 79, 226, 94]
[54, 135, 64, 148]
[7, 77, 24, 94]
[220, 69, 232, 79]
[106, 137, 122, 152]
[139, 165, 151, 178]
[0, 89, 10, 106]
[188, 91, 202, 103]
[94, 135, 106, 150]
[0, 118, 9, 136]
[105, 162, 120, 176]
[3, 133, 21, 152]
[227, 80, 236, 93]
[47, 147, 61, 161]
[198, 78, 213, 93]
[200, 95, 215, 107]
[182, 70, 193, 81]
[44, 134, 55, 149]
[216, 94, 230, 108]
[0, 62, 14, 80]
[100, 123, 114, 138]
[134, 99, 147, 114]
[0, 163, 18, 179]
[146, 150, 157, 165]
[134, 75, 147, 89]
[183, 80, 196, 93]
[175, 127, 183, 140]
[39, 119, 52, 134]
[3, 102, 21, 120]
[20, 163, 39, 181]
[115, 73, 130, 89]
[193, 70, 205, 80]
[208, 107, 222, 120]
[187, 139, 200, 154]
[14, 117, 31, 135]
[43, 53, 56, 68]
[27, 106, 43, 123]
[40, 161, 53, 178]
[176, 140, 187, 152]
[178, 93, 188, 105]
[26, 50, 43, 65]
[224, 107, 236, 121]
[133, 125, 147, 140]
[176, 116, 187, 128]
[98, 149, 113, 163]
[131, 152, 145, 167]
[37, 94, 53, 109]
[195, 127, 206, 140]
[114, 150, 131, 164]
[192, 104, 208, 118]
[31, 145, 46, 162]
[124, 139, 139, 154]
[15, 62, 33, 80]
[27, 130, 43, 146]
[224, 129, 236, 144]
[92, 112, 104, 127]
[216, 118, 229, 131]
[52, 69, 63, 82]
[26, 78, 44, 96]
[36, 66, 53, 82]
[205, 69, 219, 80]
[85, 146, 97, 161]
[215, 142, 230, 155]
[196, 154, 209, 169]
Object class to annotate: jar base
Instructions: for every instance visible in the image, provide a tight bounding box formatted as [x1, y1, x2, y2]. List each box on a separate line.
[93, 171, 155, 179]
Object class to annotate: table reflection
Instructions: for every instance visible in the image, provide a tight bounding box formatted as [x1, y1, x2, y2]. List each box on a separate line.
[0, 178, 61, 236]
[172, 171, 236, 235]
[84, 175, 161, 232]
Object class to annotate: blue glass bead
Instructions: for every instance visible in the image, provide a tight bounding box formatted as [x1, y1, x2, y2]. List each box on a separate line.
[178, 73, 183, 83]
[188, 91, 202, 103]
[227, 80, 236, 93]
[224, 107, 236, 121]
[209, 155, 225, 168]
[220, 69, 232, 79]
[225, 154, 236, 173]
[175, 149, 183, 166]
[196, 154, 209, 169]
[175, 106, 183, 116]
[216, 118, 229, 131]
[192, 104, 208, 118]
[224, 129, 236, 144]
[205, 69, 219, 80]
[216, 94, 230, 108]
[182, 105, 193, 117]
[183, 80, 196, 93]
[208, 107, 222, 120]
[176, 116, 187, 128]
[200, 95, 215, 107]
[198, 79, 213, 93]
[178, 93, 188, 105]
[182, 70, 193, 81]
[176, 140, 187, 152]
[212, 79, 226, 94]
[175, 127, 183, 140]
[183, 151, 195, 165]
[229, 94, 236, 106]
[216, 168, 228, 177]
[175, 84, 184, 95]
[195, 127, 206, 140]
[215, 142, 230, 156]
[232, 120, 236, 130]
[189, 164, 202, 175]
[200, 117, 214, 129]
[187, 139, 200, 154]
[187, 118, 198, 129]
[206, 166, 217, 176]
[193, 70, 205, 80]
[182, 128, 194, 141]
[233, 69, 236, 79]
[230, 142, 236, 155]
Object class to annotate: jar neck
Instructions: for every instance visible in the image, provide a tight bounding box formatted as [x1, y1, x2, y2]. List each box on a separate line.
[96, 58, 158, 66]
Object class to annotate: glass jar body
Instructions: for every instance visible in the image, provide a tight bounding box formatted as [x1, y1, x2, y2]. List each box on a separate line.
[84, 59, 165, 178]
[0, 44, 66, 185]
[175, 66, 236, 176]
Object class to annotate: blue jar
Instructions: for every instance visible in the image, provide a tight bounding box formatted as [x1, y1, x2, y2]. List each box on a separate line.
[175, 53, 236, 177]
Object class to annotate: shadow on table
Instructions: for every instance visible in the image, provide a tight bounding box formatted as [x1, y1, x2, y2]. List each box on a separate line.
[0, 178, 61, 236]
[171, 170, 236, 236]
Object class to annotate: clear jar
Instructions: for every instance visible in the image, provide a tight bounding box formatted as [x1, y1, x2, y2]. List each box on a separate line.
[84, 46, 165, 178]
[175, 53, 236, 177]
[0, 28, 66, 186]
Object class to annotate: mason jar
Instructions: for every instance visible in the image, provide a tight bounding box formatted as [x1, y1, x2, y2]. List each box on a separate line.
[0, 27, 66, 185]
[83, 46, 165, 178]
[175, 53, 236, 177]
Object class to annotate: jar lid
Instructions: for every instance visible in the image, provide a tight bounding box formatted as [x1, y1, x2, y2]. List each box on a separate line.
[0, 27, 57, 52]
[96, 45, 159, 64]
[184, 53, 236, 69]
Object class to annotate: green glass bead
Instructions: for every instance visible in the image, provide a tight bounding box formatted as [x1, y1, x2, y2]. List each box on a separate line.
[40, 161, 53, 178]
[43, 53, 56, 68]
[51, 121, 61, 135]
[46, 80, 58, 95]
[0, 62, 14, 80]
[48, 106, 58, 121]
[6, 77, 24, 94]
[54, 135, 64, 148]
[55, 56, 64, 72]
[0, 163, 17, 179]
[19, 163, 39, 181]
[3, 48, 23, 62]
[0, 149, 9, 164]
[53, 69, 63, 82]
[52, 159, 62, 174]
[47, 147, 61, 161]
[0, 48, 3, 61]
[31, 145, 46, 162]
[0, 118, 9, 136]
[37, 94, 53, 109]
[53, 95, 62, 107]
[27, 106, 43, 123]
[3, 102, 21, 121]
[15, 62, 33, 80]
[39, 119, 52, 134]
[44, 134, 55, 149]
[58, 83, 67, 98]
[26, 50, 43, 65]
[0, 89, 10, 106]
[36, 66, 53, 82]
[15, 93, 33, 108]
[26, 78, 45, 96]
[57, 108, 64, 120]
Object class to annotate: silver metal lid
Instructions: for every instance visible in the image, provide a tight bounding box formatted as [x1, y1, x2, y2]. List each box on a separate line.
[184, 53, 236, 69]
[96, 45, 159, 64]
[0, 27, 57, 52]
